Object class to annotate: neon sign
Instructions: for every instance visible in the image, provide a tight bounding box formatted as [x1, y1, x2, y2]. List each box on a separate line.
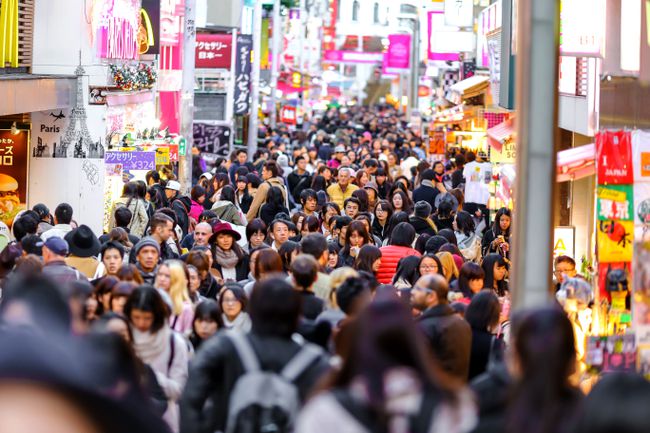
[93, 0, 140, 60]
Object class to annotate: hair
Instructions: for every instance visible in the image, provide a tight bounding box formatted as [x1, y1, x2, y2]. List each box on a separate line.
[246, 173, 262, 188]
[457, 262, 486, 298]
[436, 199, 454, 219]
[389, 222, 416, 247]
[482, 253, 509, 296]
[246, 218, 267, 242]
[414, 233, 431, 255]
[278, 240, 300, 273]
[425, 235, 448, 255]
[437, 228, 457, 246]
[342, 220, 372, 257]
[291, 254, 319, 290]
[455, 210, 475, 236]
[418, 274, 450, 304]
[465, 290, 501, 331]
[220, 185, 237, 205]
[448, 188, 464, 210]
[343, 196, 361, 212]
[219, 284, 248, 313]
[390, 190, 413, 214]
[101, 241, 125, 259]
[300, 188, 318, 204]
[146, 170, 160, 184]
[13, 214, 38, 241]
[14, 254, 44, 276]
[311, 175, 328, 192]
[418, 254, 445, 277]
[300, 233, 328, 262]
[162, 260, 190, 316]
[554, 255, 576, 268]
[124, 285, 170, 334]
[435, 251, 459, 282]
[249, 277, 302, 337]
[192, 299, 223, 329]
[384, 211, 409, 242]
[438, 242, 463, 259]
[302, 215, 320, 234]
[354, 245, 381, 274]
[392, 256, 421, 287]
[185, 250, 211, 276]
[148, 186, 165, 209]
[150, 212, 174, 232]
[266, 186, 286, 210]
[351, 189, 369, 212]
[114, 206, 133, 228]
[374, 199, 393, 222]
[54, 203, 73, 224]
[254, 248, 283, 280]
[493, 207, 512, 237]
[116, 264, 145, 284]
[214, 172, 230, 191]
[191, 185, 207, 202]
[264, 161, 280, 177]
[321, 202, 341, 220]
[336, 277, 370, 315]
[109, 227, 133, 249]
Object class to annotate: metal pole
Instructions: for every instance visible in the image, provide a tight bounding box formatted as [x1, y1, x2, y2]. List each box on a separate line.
[510, 0, 560, 308]
[227, 28, 237, 154]
[247, 0, 263, 157]
[269, 0, 282, 128]
[409, 16, 419, 119]
[178, 0, 197, 193]
[357, 26, 363, 105]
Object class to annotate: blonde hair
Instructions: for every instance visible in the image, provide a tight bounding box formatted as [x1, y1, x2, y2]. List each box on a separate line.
[435, 251, 459, 282]
[164, 260, 191, 315]
[329, 267, 359, 290]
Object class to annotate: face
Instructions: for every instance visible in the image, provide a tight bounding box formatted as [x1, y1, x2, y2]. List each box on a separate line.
[328, 251, 338, 268]
[359, 172, 369, 186]
[345, 202, 359, 218]
[388, 154, 397, 165]
[500, 214, 511, 232]
[130, 308, 155, 333]
[155, 264, 171, 291]
[493, 263, 507, 282]
[106, 317, 130, 342]
[419, 257, 439, 276]
[392, 193, 403, 210]
[339, 226, 348, 244]
[366, 189, 376, 203]
[236, 179, 247, 191]
[555, 261, 577, 283]
[325, 206, 338, 222]
[304, 197, 317, 213]
[194, 225, 212, 246]
[349, 230, 364, 247]
[469, 278, 484, 294]
[262, 166, 271, 180]
[188, 269, 201, 293]
[195, 318, 218, 340]
[452, 216, 459, 232]
[137, 246, 159, 272]
[165, 189, 175, 199]
[376, 174, 386, 185]
[376, 205, 388, 222]
[347, 151, 356, 162]
[341, 155, 351, 166]
[338, 169, 350, 187]
[250, 231, 265, 248]
[322, 168, 332, 181]
[155, 220, 174, 242]
[434, 163, 444, 174]
[297, 159, 307, 171]
[372, 258, 381, 272]
[237, 152, 247, 164]
[216, 233, 234, 251]
[221, 290, 242, 320]
[102, 248, 122, 275]
[272, 222, 289, 246]
[410, 285, 433, 312]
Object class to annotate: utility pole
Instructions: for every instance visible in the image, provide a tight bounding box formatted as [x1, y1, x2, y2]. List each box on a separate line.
[510, 0, 560, 308]
[409, 15, 419, 120]
[247, 0, 263, 157]
[269, 0, 282, 128]
[178, 0, 197, 193]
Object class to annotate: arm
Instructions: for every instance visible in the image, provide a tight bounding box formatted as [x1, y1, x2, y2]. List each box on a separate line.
[137, 200, 149, 237]
[154, 334, 189, 403]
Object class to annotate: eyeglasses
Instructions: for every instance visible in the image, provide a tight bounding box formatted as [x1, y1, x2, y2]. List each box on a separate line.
[420, 265, 438, 271]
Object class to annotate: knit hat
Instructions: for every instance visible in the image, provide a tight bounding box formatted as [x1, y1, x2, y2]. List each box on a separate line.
[414, 201, 432, 219]
[134, 237, 160, 255]
[364, 181, 379, 196]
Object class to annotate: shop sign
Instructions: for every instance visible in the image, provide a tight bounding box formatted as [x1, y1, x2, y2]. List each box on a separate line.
[0, 130, 28, 227]
[95, 0, 141, 60]
[193, 122, 231, 156]
[0, 0, 18, 67]
[105, 151, 155, 171]
[234, 34, 253, 116]
[428, 10, 473, 62]
[140, 0, 161, 55]
[560, 0, 605, 57]
[444, 0, 474, 28]
[585, 335, 637, 373]
[323, 50, 384, 64]
[195, 33, 232, 69]
[597, 219, 634, 263]
[597, 130, 634, 185]
[597, 185, 634, 221]
[160, 0, 183, 45]
[490, 140, 516, 164]
[385, 34, 411, 73]
[155, 147, 170, 165]
[553, 226, 575, 259]
[280, 106, 297, 125]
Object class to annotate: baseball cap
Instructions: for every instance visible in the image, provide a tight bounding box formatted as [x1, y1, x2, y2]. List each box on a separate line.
[334, 145, 346, 153]
[165, 180, 181, 191]
[40, 237, 69, 256]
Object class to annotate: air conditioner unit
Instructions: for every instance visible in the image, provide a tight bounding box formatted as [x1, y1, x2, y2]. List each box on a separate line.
[205, 0, 244, 28]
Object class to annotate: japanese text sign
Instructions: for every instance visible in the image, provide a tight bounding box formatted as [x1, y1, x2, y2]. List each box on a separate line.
[105, 151, 156, 171]
[0, 130, 27, 227]
[234, 34, 253, 115]
[195, 33, 233, 69]
[597, 185, 634, 221]
[597, 130, 634, 185]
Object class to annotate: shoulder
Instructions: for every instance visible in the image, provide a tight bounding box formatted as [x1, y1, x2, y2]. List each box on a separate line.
[297, 392, 367, 433]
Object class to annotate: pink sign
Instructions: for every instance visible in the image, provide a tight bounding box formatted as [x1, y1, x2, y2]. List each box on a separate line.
[323, 50, 383, 64]
[161, 0, 184, 45]
[95, 0, 140, 60]
[386, 34, 411, 70]
[427, 11, 461, 62]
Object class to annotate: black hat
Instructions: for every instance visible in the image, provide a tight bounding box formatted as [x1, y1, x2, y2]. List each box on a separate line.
[64, 225, 101, 258]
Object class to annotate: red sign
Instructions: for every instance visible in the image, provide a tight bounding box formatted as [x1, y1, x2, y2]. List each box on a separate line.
[597, 130, 634, 185]
[0, 130, 28, 227]
[195, 34, 232, 69]
[280, 106, 297, 125]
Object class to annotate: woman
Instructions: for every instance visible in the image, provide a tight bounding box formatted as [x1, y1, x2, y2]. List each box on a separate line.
[465, 290, 502, 380]
[355, 169, 370, 188]
[387, 152, 403, 179]
[219, 284, 251, 332]
[300, 215, 321, 237]
[372, 200, 393, 242]
[211, 185, 246, 226]
[392, 255, 421, 289]
[208, 172, 230, 205]
[259, 186, 290, 225]
[353, 245, 381, 276]
[378, 222, 421, 284]
[210, 222, 249, 282]
[454, 210, 481, 262]
[296, 297, 476, 433]
[339, 221, 372, 268]
[186, 265, 204, 305]
[110, 282, 136, 315]
[482, 208, 511, 258]
[321, 203, 341, 238]
[391, 190, 413, 215]
[108, 227, 134, 260]
[364, 183, 379, 211]
[243, 248, 283, 296]
[432, 161, 446, 188]
[110, 181, 149, 238]
[482, 253, 509, 296]
[418, 254, 445, 278]
[159, 260, 194, 333]
[92, 276, 119, 317]
[125, 286, 189, 432]
[455, 262, 485, 300]
[245, 218, 268, 252]
[351, 189, 369, 213]
[116, 264, 144, 285]
[189, 185, 207, 222]
[186, 250, 220, 300]
[433, 200, 455, 232]
[188, 299, 223, 350]
[278, 240, 300, 273]
[436, 251, 459, 283]
[327, 242, 340, 271]
[235, 176, 254, 214]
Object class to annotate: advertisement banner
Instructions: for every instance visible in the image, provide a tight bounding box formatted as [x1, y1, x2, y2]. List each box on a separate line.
[597, 185, 634, 221]
[0, 130, 28, 227]
[560, 0, 605, 57]
[597, 219, 634, 263]
[195, 33, 233, 69]
[597, 130, 634, 185]
[386, 34, 411, 71]
[95, 0, 140, 60]
[193, 123, 231, 156]
[323, 50, 383, 64]
[104, 151, 156, 171]
[280, 106, 297, 125]
[234, 34, 253, 116]
[444, 0, 474, 27]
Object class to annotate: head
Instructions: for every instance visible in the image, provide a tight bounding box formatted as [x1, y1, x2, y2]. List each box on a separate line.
[114, 207, 133, 229]
[134, 238, 160, 273]
[219, 285, 248, 322]
[269, 219, 290, 247]
[336, 277, 372, 317]
[300, 233, 329, 268]
[435, 251, 459, 282]
[418, 254, 444, 278]
[290, 254, 319, 291]
[482, 253, 509, 295]
[115, 265, 144, 285]
[494, 207, 512, 235]
[344, 220, 371, 252]
[246, 218, 267, 249]
[191, 185, 207, 204]
[391, 190, 410, 212]
[389, 222, 416, 247]
[186, 250, 211, 281]
[554, 255, 577, 285]
[321, 203, 341, 224]
[101, 242, 125, 276]
[392, 255, 421, 287]
[374, 200, 393, 224]
[124, 286, 169, 334]
[54, 203, 73, 225]
[236, 149, 248, 165]
[343, 197, 361, 219]
[253, 248, 283, 280]
[193, 222, 213, 247]
[458, 262, 485, 298]
[465, 290, 501, 332]
[262, 161, 280, 180]
[150, 213, 174, 242]
[337, 167, 352, 188]
[411, 274, 449, 311]
[192, 299, 223, 341]
[453, 210, 475, 236]
[249, 277, 302, 337]
[278, 240, 300, 273]
[300, 189, 318, 214]
[354, 245, 382, 274]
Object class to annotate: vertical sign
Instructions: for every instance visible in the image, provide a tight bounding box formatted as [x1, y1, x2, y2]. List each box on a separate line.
[140, 0, 161, 55]
[0, 130, 28, 227]
[386, 34, 411, 72]
[234, 34, 253, 115]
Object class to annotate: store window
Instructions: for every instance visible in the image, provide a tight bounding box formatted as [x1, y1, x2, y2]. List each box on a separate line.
[373, 2, 379, 23]
[352, 0, 359, 22]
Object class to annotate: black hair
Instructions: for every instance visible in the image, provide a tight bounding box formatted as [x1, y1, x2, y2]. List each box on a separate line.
[191, 185, 207, 202]
[414, 233, 431, 255]
[269, 218, 290, 232]
[21, 234, 43, 256]
[266, 186, 285, 208]
[321, 202, 341, 220]
[32, 203, 50, 220]
[219, 284, 248, 312]
[12, 214, 38, 241]
[123, 285, 169, 334]
[290, 254, 318, 290]
[300, 233, 328, 261]
[425, 235, 448, 255]
[465, 290, 500, 331]
[264, 161, 280, 178]
[454, 210, 475, 236]
[336, 277, 370, 315]
[114, 206, 133, 228]
[300, 188, 318, 204]
[246, 173, 262, 188]
[438, 242, 463, 258]
[555, 255, 576, 268]
[199, 210, 218, 222]
[220, 185, 237, 205]
[334, 215, 353, 231]
[354, 245, 381, 274]
[418, 254, 445, 278]
[437, 228, 458, 245]
[54, 203, 73, 224]
[392, 255, 421, 287]
[482, 253, 509, 296]
[493, 207, 512, 237]
[302, 215, 320, 233]
[246, 218, 267, 241]
[389, 222, 416, 247]
[351, 189, 369, 212]
[101, 241, 126, 259]
[384, 211, 409, 241]
[457, 262, 485, 298]
[146, 170, 161, 184]
[436, 199, 454, 218]
[249, 277, 302, 337]
[278, 240, 300, 273]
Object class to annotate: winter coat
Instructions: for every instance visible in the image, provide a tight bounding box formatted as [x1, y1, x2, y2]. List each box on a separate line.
[259, 203, 290, 226]
[326, 183, 359, 209]
[236, 191, 253, 214]
[246, 177, 289, 222]
[377, 245, 421, 284]
[468, 329, 501, 381]
[409, 216, 438, 237]
[211, 200, 245, 226]
[179, 332, 330, 433]
[371, 218, 389, 241]
[110, 197, 150, 238]
[171, 196, 192, 237]
[199, 273, 221, 299]
[189, 200, 204, 222]
[416, 304, 472, 381]
[413, 182, 440, 210]
[212, 255, 249, 282]
[288, 171, 313, 203]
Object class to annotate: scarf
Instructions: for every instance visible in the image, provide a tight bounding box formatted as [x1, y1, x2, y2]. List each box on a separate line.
[421, 179, 435, 189]
[215, 246, 240, 268]
[132, 326, 170, 363]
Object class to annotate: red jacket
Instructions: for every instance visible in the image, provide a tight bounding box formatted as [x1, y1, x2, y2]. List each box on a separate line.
[377, 245, 421, 284]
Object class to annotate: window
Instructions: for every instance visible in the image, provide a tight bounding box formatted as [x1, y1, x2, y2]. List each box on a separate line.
[352, 0, 359, 22]
[373, 2, 380, 23]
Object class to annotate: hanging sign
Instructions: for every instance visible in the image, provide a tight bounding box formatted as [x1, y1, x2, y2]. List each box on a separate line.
[0, 130, 28, 227]
[597, 219, 634, 262]
[94, 0, 141, 60]
[195, 33, 233, 69]
[234, 34, 253, 115]
[385, 34, 412, 73]
[155, 146, 170, 165]
[105, 151, 156, 171]
[553, 226, 575, 259]
[490, 140, 516, 164]
[597, 185, 634, 221]
[597, 130, 634, 185]
[280, 106, 297, 125]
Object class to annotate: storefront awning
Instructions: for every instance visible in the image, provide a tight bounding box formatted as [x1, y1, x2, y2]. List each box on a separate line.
[487, 117, 515, 152]
[446, 75, 490, 105]
[556, 143, 596, 182]
[0, 74, 76, 116]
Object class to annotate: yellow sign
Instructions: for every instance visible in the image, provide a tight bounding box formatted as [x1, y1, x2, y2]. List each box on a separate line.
[0, 0, 18, 67]
[491, 141, 516, 164]
[155, 147, 170, 165]
[597, 219, 634, 263]
[554, 226, 575, 259]
[597, 186, 627, 202]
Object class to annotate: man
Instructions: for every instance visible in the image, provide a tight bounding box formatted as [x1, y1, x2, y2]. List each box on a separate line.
[129, 213, 177, 263]
[269, 219, 290, 251]
[180, 277, 329, 433]
[462, 152, 491, 225]
[326, 167, 358, 209]
[180, 214, 217, 250]
[336, 276, 372, 318]
[41, 237, 87, 285]
[64, 225, 101, 279]
[451, 153, 466, 189]
[228, 149, 255, 183]
[299, 189, 319, 217]
[411, 274, 471, 381]
[41, 203, 74, 241]
[134, 237, 160, 285]
[299, 233, 332, 301]
[554, 255, 578, 292]
[362, 158, 378, 177]
[98, 206, 140, 245]
[165, 180, 192, 237]
[291, 254, 324, 321]
[343, 197, 361, 219]
[287, 155, 312, 206]
[100, 241, 125, 278]
[413, 169, 440, 210]
[32, 203, 53, 235]
[180, 222, 213, 261]
[246, 161, 288, 222]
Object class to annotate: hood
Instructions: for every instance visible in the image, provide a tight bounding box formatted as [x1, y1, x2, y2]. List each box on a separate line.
[267, 177, 286, 188]
[212, 200, 233, 209]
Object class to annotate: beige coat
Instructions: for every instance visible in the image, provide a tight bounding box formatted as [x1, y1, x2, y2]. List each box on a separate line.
[245, 176, 288, 222]
[109, 197, 149, 238]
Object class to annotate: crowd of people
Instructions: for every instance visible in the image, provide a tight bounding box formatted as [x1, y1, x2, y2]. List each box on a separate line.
[0, 105, 645, 433]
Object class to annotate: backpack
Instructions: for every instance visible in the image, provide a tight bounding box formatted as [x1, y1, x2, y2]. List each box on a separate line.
[225, 332, 323, 433]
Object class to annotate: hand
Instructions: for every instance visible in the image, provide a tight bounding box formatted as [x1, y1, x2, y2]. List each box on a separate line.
[350, 246, 360, 257]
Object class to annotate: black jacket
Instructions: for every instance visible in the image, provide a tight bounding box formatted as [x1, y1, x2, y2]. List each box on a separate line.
[376, 181, 392, 200]
[416, 304, 471, 381]
[451, 168, 464, 189]
[300, 291, 325, 321]
[468, 329, 500, 381]
[259, 204, 289, 226]
[212, 255, 250, 282]
[180, 332, 330, 433]
[413, 184, 440, 210]
[408, 216, 438, 237]
[287, 171, 312, 203]
[372, 218, 389, 241]
[171, 195, 192, 237]
[199, 273, 221, 299]
[236, 191, 253, 214]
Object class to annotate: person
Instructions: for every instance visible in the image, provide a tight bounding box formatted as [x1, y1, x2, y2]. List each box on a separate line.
[189, 185, 207, 222]
[378, 222, 421, 284]
[219, 284, 251, 332]
[411, 274, 471, 382]
[259, 185, 290, 225]
[436, 251, 460, 283]
[234, 175, 253, 214]
[186, 250, 220, 299]
[481, 208, 511, 258]
[300, 233, 333, 301]
[211, 185, 246, 226]
[40, 203, 74, 241]
[343, 196, 361, 219]
[269, 218, 290, 251]
[338, 220, 371, 268]
[188, 299, 223, 350]
[554, 255, 578, 291]
[418, 254, 445, 278]
[454, 210, 481, 262]
[181, 221, 213, 253]
[210, 222, 249, 282]
[291, 254, 325, 321]
[32, 203, 53, 234]
[134, 237, 160, 285]
[125, 286, 189, 432]
[246, 161, 288, 222]
[300, 189, 319, 217]
[59, 224, 100, 279]
[147, 170, 168, 208]
[288, 155, 313, 206]
[100, 206, 141, 245]
[451, 153, 465, 189]
[278, 240, 300, 273]
[109, 182, 149, 238]
[392, 255, 421, 289]
[375, 167, 392, 199]
[296, 296, 476, 433]
[409, 201, 438, 236]
[371, 200, 393, 242]
[412, 169, 441, 209]
[390, 190, 413, 214]
[99, 241, 125, 278]
[242, 247, 283, 295]
[466, 290, 502, 381]
[455, 262, 485, 300]
[228, 149, 255, 182]
[327, 167, 359, 209]
[461, 152, 491, 223]
[161, 260, 194, 333]
[41, 237, 87, 285]
[482, 253, 509, 296]
[186, 265, 204, 304]
[353, 243, 382, 276]
[180, 277, 330, 433]
[166, 181, 193, 238]
[433, 199, 455, 232]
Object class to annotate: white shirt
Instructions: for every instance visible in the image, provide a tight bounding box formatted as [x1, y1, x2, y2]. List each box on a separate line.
[463, 161, 491, 205]
[40, 224, 73, 241]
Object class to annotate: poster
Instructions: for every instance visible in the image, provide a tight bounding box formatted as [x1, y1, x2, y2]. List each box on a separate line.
[193, 123, 231, 156]
[234, 34, 253, 115]
[553, 226, 575, 259]
[585, 335, 636, 373]
[597, 185, 634, 221]
[597, 219, 634, 262]
[385, 34, 411, 72]
[0, 130, 28, 227]
[195, 33, 233, 69]
[596, 130, 634, 185]
[634, 243, 650, 344]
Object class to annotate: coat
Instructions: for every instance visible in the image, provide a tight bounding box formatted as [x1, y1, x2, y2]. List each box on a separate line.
[171, 196, 192, 237]
[468, 329, 499, 381]
[189, 200, 204, 222]
[409, 216, 438, 237]
[326, 183, 358, 209]
[110, 197, 149, 238]
[246, 177, 289, 222]
[212, 255, 250, 282]
[179, 332, 330, 433]
[416, 304, 472, 381]
[211, 200, 245, 226]
[377, 245, 421, 284]
[413, 182, 440, 210]
[287, 170, 313, 203]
